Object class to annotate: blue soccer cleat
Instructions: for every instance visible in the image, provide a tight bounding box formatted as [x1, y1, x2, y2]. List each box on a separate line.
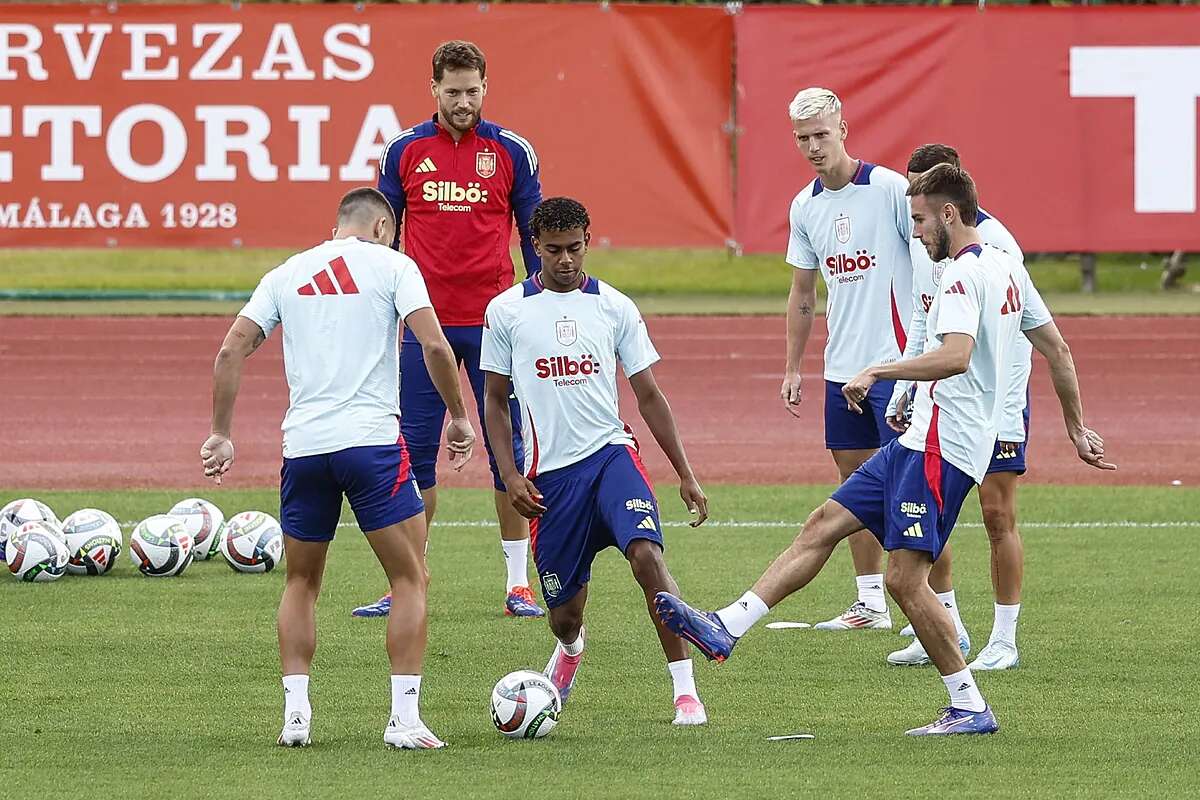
[653, 592, 737, 663]
[905, 705, 999, 736]
[351, 592, 392, 618]
[504, 586, 545, 618]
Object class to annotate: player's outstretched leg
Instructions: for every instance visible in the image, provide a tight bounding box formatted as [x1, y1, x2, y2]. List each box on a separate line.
[656, 500, 864, 662]
[972, 472, 1023, 670]
[543, 587, 587, 705]
[624, 540, 706, 725]
[889, 544, 971, 665]
[364, 514, 445, 749]
[276, 536, 330, 746]
[885, 550, 998, 736]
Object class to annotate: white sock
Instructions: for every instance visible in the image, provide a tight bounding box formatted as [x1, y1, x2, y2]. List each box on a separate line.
[936, 590, 968, 639]
[501, 539, 529, 592]
[667, 659, 697, 702]
[559, 630, 585, 657]
[282, 674, 311, 720]
[856, 574, 887, 613]
[390, 674, 421, 726]
[991, 603, 1021, 645]
[942, 668, 986, 713]
[716, 591, 769, 638]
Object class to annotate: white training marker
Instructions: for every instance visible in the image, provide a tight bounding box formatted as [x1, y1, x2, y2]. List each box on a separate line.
[767, 733, 816, 741]
[765, 621, 812, 630]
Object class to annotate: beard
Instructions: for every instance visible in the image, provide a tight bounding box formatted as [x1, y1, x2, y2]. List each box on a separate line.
[928, 222, 951, 262]
[442, 107, 479, 132]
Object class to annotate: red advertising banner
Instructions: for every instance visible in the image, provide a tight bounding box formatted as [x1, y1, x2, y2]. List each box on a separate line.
[0, 4, 733, 247]
[734, 8, 1200, 253]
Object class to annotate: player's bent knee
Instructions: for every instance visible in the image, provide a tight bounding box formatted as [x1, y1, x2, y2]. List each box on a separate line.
[980, 503, 1016, 541]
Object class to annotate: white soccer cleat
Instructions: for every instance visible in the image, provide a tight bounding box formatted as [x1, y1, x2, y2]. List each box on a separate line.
[277, 712, 311, 747]
[672, 695, 707, 726]
[813, 602, 892, 631]
[899, 623, 915, 637]
[887, 632, 971, 666]
[384, 716, 447, 750]
[969, 640, 1020, 671]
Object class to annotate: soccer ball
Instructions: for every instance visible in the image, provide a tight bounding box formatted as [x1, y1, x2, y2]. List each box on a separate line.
[1, 498, 60, 553]
[168, 498, 225, 560]
[62, 509, 123, 576]
[129, 515, 194, 577]
[490, 670, 561, 739]
[220, 511, 284, 573]
[6, 520, 70, 582]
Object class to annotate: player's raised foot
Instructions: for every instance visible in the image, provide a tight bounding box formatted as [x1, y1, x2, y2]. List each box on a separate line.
[277, 712, 311, 747]
[886, 632, 971, 666]
[672, 695, 708, 726]
[544, 635, 583, 705]
[813, 602, 892, 631]
[969, 640, 1020, 671]
[504, 586, 545, 618]
[905, 705, 999, 736]
[899, 623, 915, 637]
[653, 592, 736, 663]
[351, 592, 392, 618]
[384, 717, 446, 750]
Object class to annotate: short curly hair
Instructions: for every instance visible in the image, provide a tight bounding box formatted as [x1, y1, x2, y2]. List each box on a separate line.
[530, 197, 590, 239]
[432, 41, 486, 82]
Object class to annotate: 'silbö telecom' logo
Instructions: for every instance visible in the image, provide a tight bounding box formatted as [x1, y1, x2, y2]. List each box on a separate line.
[535, 355, 599, 387]
[422, 180, 489, 213]
[825, 250, 877, 284]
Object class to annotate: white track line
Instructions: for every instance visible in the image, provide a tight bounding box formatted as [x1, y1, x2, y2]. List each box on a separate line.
[115, 519, 1200, 531]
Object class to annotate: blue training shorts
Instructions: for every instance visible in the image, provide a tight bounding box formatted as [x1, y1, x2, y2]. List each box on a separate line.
[831, 439, 975, 560]
[280, 440, 424, 542]
[824, 379, 901, 451]
[400, 325, 523, 492]
[987, 399, 1031, 476]
[529, 444, 664, 609]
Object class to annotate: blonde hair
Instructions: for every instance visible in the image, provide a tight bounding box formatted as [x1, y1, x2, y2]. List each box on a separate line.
[788, 88, 842, 122]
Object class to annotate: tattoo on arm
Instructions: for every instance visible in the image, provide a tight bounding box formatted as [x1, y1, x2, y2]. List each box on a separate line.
[796, 303, 814, 317]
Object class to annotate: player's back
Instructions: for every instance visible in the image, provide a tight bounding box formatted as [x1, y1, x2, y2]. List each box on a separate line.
[787, 162, 913, 381]
[241, 237, 431, 458]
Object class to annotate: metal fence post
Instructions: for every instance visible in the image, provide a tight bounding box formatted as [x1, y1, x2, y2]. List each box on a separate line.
[1080, 253, 1097, 293]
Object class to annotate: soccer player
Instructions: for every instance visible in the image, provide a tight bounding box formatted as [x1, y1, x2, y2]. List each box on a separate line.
[480, 197, 712, 726]
[200, 188, 476, 749]
[885, 144, 1030, 669]
[655, 165, 1115, 735]
[779, 88, 914, 631]
[355, 39, 545, 619]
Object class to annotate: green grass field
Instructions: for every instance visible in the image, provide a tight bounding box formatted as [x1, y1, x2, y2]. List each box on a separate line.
[4, 484, 1197, 799]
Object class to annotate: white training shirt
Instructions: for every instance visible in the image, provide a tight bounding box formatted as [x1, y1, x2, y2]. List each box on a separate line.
[889, 209, 1036, 442]
[239, 237, 432, 459]
[786, 161, 914, 382]
[480, 275, 659, 476]
[899, 243, 1053, 483]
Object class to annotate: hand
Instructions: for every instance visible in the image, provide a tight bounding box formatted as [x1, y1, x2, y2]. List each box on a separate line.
[887, 391, 911, 433]
[504, 474, 547, 519]
[780, 373, 803, 418]
[1072, 427, 1117, 471]
[444, 417, 475, 471]
[842, 369, 877, 415]
[679, 476, 709, 528]
[200, 434, 234, 484]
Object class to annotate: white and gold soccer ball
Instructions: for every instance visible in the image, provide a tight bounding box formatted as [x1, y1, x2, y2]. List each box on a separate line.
[168, 498, 225, 561]
[129, 515, 194, 577]
[6, 520, 70, 582]
[62, 509, 123, 576]
[219, 511, 284, 574]
[490, 670, 561, 739]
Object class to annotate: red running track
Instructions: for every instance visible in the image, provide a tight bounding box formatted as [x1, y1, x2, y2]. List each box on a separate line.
[0, 315, 1196, 490]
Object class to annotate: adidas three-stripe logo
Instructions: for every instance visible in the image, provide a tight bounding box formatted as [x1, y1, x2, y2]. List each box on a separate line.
[298, 257, 360, 296]
[902, 522, 924, 538]
[944, 281, 967, 296]
[414, 157, 437, 174]
[637, 516, 657, 532]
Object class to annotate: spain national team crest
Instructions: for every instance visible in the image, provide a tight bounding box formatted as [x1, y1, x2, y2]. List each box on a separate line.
[555, 319, 578, 346]
[476, 151, 497, 179]
[834, 214, 852, 244]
